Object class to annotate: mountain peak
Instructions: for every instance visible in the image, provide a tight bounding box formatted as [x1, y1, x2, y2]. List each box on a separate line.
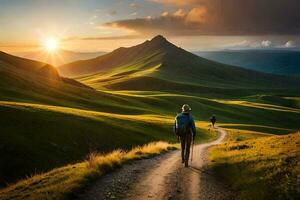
[150, 35, 168, 43]
[147, 35, 177, 50]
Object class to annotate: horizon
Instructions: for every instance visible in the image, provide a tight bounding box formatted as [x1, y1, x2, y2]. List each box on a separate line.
[2, 34, 300, 54]
[1, 0, 300, 53]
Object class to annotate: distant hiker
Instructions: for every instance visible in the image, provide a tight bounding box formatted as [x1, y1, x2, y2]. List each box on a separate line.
[210, 115, 216, 128]
[174, 104, 196, 167]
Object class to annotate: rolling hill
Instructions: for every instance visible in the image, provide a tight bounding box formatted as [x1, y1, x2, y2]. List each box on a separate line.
[59, 36, 300, 91]
[0, 51, 180, 185]
[210, 130, 300, 199]
[0, 51, 60, 80]
[0, 51, 96, 103]
[195, 50, 300, 77]
[1, 36, 300, 188]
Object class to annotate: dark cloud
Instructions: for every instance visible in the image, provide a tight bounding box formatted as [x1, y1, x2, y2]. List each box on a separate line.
[103, 9, 211, 36]
[103, 0, 300, 36]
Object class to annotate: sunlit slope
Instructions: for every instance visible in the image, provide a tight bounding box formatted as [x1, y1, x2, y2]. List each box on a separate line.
[0, 101, 172, 184]
[0, 50, 93, 92]
[0, 101, 212, 185]
[60, 35, 300, 90]
[0, 51, 59, 80]
[210, 131, 300, 199]
[1, 91, 299, 185]
[0, 51, 151, 114]
[58, 37, 166, 77]
[2, 60, 299, 133]
[77, 58, 163, 90]
[84, 91, 300, 134]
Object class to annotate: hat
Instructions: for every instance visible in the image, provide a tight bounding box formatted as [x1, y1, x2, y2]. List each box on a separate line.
[182, 104, 191, 112]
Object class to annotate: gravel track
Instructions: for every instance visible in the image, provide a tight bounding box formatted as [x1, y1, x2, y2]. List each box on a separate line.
[79, 129, 236, 200]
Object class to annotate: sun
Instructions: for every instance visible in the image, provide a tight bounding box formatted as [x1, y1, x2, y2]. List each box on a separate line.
[44, 38, 59, 52]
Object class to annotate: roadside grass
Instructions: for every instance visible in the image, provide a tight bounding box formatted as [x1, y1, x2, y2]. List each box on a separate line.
[218, 123, 293, 135]
[0, 141, 177, 200]
[0, 101, 174, 185]
[0, 101, 214, 186]
[209, 131, 300, 199]
[2, 89, 300, 186]
[2, 70, 300, 188]
[2, 92, 300, 185]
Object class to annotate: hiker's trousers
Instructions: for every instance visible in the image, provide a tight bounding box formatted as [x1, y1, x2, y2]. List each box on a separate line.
[180, 132, 192, 162]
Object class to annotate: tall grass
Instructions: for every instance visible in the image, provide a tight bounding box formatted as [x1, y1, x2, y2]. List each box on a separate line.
[0, 141, 177, 200]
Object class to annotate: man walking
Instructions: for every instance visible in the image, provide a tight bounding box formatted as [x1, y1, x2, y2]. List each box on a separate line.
[174, 104, 196, 167]
[210, 115, 216, 128]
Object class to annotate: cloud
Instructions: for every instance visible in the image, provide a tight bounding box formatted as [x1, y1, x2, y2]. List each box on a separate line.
[261, 40, 272, 47]
[285, 41, 296, 48]
[225, 40, 277, 49]
[185, 7, 207, 23]
[124, 0, 300, 36]
[161, 11, 169, 17]
[207, 38, 300, 50]
[230, 40, 252, 48]
[225, 40, 257, 50]
[173, 9, 185, 17]
[102, 8, 213, 36]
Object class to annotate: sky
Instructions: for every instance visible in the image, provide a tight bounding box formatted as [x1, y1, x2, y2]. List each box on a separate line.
[0, 0, 300, 52]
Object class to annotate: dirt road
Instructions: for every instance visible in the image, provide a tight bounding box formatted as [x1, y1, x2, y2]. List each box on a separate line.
[79, 129, 236, 200]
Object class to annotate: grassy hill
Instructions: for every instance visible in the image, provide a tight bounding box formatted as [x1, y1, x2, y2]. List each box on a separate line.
[58, 36, 166, 77]
[0, 101, 177, 185]
[0, 51, 60, 80]
[0, 51, 213, 185]
[196, 50, 300, 77]
[1, 36, 300, 191]
[60, 35, 300, 90]
[210, 131, 300, 199]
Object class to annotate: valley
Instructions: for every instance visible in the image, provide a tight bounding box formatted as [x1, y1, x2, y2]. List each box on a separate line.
[0, 35, 299, 199]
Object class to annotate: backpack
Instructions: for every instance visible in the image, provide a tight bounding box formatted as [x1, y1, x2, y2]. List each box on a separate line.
[175, 114, 191, 136]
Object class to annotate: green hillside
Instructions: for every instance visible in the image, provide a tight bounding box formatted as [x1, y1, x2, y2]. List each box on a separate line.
[210, 131, 300, 199]
[0, 51, 211, 185]
[1, 36, 300, 188]
[60, 35, 300, 90]
[0, 101, 176, 185]
[0, 51, 60, 80]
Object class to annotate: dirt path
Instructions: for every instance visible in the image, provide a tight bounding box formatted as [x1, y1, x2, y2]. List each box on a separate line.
[79, 129, 236, 200]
